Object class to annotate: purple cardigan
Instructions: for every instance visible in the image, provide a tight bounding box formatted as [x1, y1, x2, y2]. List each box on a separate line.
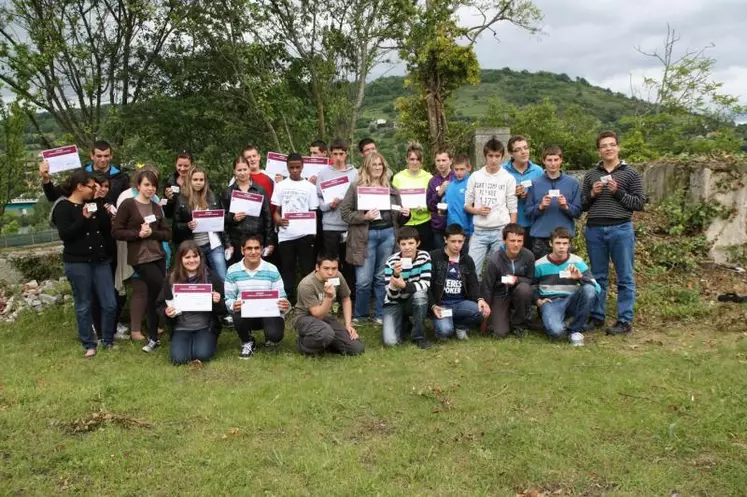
[426, 171, 455, 231]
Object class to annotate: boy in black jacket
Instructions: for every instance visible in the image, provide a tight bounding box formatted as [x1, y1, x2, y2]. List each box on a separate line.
[429, 224, 491, 340]
[481, 224, 535, 338]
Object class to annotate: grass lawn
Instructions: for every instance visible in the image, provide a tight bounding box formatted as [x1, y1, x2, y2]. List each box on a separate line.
[1, 294, 746, 496]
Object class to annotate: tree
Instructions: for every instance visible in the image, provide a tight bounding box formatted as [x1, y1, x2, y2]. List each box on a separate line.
[0, 0, 192, 148]
[0, 100, 29, 217]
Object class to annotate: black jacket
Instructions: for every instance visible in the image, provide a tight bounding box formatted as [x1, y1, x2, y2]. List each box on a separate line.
[222, 182, 276, 248]
[481, 247, 535, 300]
[51, 198, 112, 263]
[172, 192, 229, 250]
[43, 164, 130, 206]
[156, 268, 227, 334]
[428, 249, 483, 308]
[162, 170, 181, 219]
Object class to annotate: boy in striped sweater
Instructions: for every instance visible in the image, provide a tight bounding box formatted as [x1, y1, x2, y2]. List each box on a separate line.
[534, 227, 600, 346]
[224, 234, 291, 359]
[382, 227, 432, 349]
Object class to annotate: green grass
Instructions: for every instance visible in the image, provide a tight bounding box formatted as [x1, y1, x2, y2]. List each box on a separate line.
[1, 304, 746, 495]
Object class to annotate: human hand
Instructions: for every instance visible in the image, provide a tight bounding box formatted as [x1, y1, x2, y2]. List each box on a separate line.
[212, 291, 220, 303]
[478, 299, 491, 317]
[607, 178, 619, 193]
[234, 212, 247, 222]
[165, 187, 174, 200]
[364, 209, 380, 221]
[537, 298, 552, 308]
[432, 306, 444, 319]
[591, 181, 603, 197]
[347, 325, 359, 340]
[278, 298, 291, 312]
[323, 282, 336, 299]
[165, 306, 178, 318]
[540, 195, 552, 210]
[188, 220, 197, 230]
[233, 300, 242, 312]
[558, 195, 568, 210]
[38, 160, 51, 183]
[478, 206, 491, 216]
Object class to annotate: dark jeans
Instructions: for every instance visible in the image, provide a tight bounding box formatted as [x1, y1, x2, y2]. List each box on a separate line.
[91, 256, 125, 339]
[321, 230, 356, 301]
[278, 235, 315, 303]
[490, 282, 534, 337]
[170, 327, 217, 364]
[413, 222, 433, 251]
[132, 259, 166, 342]
[432, 229, 445, 251]
[294, 315, 364, 356]
[540, 284, 597, 337]
[64, 260, 117, 349]
[232, 312, 285, 344]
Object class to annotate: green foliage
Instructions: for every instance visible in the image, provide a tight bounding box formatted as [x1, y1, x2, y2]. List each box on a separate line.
[1, 220, 19, 234]
[10, 253, 63, 281]
[648, 235, 711, 271]
[0, 100, 30, 215]
[637, 283, 714, 321]
[657, 193, 728, 236]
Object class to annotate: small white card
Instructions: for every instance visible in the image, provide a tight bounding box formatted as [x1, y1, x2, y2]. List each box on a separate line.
[390, 204, 402, 211]
[501, 275, 516, 285]
[601, 174, 612, 184]
[559, 270, 572, 278]
[548, 189, 561, 198]
[85, 202, 98, 213]
[158, 199, 168, 207]
[229, 190, 263, 217]
[41, 145, 82, 174]
[192, 209, 225, 233]
[441, 308, 453, 318]
[170, 185, 180, 194]
[437, 202, 448, 210]
[328, 277, 340, 286]
[143, 214, 157, 223]
[241, 290, 280, 318]
[521, 180, 533, 188]
[400, 257, 413, 270]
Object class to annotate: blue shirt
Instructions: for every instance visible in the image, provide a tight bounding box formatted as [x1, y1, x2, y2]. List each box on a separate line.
[443, 174, 473, 236]
[503, 160, 544, 228]
[525, 172, 582, 238]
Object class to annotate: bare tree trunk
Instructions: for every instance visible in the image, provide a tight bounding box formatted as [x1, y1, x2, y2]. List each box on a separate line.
[426, 90, 447, 150]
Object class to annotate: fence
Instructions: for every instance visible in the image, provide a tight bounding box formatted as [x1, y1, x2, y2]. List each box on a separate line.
[0, 230, 60, 248]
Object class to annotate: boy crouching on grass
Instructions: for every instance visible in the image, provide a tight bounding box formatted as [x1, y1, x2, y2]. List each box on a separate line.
[382, 227, 433, 349]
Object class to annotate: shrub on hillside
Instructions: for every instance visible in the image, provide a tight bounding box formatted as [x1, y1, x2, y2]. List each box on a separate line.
[10, 253, 63, 282]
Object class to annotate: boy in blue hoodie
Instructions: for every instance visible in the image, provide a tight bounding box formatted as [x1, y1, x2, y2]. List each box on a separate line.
[525, 145, 582, 259]
[504, 136, 544, 250]
[443, 154, 473, 253]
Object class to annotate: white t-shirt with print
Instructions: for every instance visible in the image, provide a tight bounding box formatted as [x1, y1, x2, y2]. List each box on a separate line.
[271, 178, 319, 243]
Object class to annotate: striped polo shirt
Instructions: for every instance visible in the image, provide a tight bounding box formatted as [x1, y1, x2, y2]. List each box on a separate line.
[534, 253, 600, 298]
[224, 259, 287, 313]
[581, 161, 645, 226]
[384, 250, 432, 304]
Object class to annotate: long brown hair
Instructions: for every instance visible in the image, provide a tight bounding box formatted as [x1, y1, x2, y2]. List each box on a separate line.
[184, 166, 212, 211]
[169, 240, 208, 284]
[358, 151, 391, 187]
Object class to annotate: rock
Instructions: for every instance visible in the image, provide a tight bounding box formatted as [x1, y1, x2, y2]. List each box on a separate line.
[38, 294, 61, 306]
[59, 276, 67, 282]
[41, 280, 56, 291]
[1, 296, 13, 315]
[25, 280, 39, 290]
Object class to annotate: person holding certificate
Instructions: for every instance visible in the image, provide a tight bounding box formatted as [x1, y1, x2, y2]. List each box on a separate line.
[392, 141, 433, 250]
[173, 167, 230, 280]
[224, 235, 290, 359]
[112, 169, 172, 353]
[162, 151, 193, 219]
[340, 152, 410, 325]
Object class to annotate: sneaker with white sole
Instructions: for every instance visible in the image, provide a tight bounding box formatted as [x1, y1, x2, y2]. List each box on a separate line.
[569, 332, 585, 347]
[114, 323, 129, 340]
[142, 339, 160, 353]
[455, 328, 469, 340]
[239, 341, 255, 359]
[371, 317, 383, 326]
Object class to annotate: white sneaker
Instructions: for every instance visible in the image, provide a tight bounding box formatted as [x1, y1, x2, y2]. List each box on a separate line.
[569, 332, 585, 347]
[142, 339, 160, 353]
[455, 328, 469, 340]
[114, 323, 129, 340]
[239, 341, 255, 359]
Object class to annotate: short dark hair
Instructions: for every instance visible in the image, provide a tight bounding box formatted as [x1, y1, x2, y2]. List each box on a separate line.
[241, 145, 260, 156]
[92, 140, 111, 152]
[483, 136, 505, 157]
[434, 147, 452, 159]
[358, 137, 376, 153]
[66, 169, 92, 192]
[453, 153, 470, 167]
[396, 226, 420, 244]
[176, 150, 193, 162]
[596, 131, 618, 149]
[507, 135, 528, 153]
[316, 252, 339, 265]
[542, 145, 563, 160]
[241, 234, 264, 248]
[550, 227, 572, 242]
[134, 169, 159, 189]
[502, 223, 525, 240]
[444, 223, 466, 239]
[91, 172, 110, 186]
[310, 140, 328, 153]
[287, 152, 303, 163]
[329, 138, 347, 153]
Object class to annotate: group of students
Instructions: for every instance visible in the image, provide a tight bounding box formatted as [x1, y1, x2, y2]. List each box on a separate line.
[41, 129, 645, 362]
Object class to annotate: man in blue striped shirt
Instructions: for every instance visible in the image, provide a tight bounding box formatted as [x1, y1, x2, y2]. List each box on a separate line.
[382, 227, 433, 349]
[224, 234, 291, 359]
[535, 227, 600, 346]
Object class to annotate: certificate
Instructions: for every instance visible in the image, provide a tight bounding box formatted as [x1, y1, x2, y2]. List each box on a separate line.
[241, 290, 280, 318]
[265, 152, 288, 177]
[229, 190, 264, 217]
[172, 284, 213, 312]
[284, 212, 317, 237]
[357, 187, 390, 211]
[42, 145, 82, 174]
[319, 176, 351, 204]
[301, 157, 329, 179]
[399, 188, 427, 209]
[193, 209, 225, 233]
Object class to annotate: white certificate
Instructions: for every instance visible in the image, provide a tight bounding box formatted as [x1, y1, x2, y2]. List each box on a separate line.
[42, 145, 82, 174]
[320, 176, 351, 205]
[302, 157, 329, 179]
[283, 212, 317, 237]
[193, 209, 225, 233]
[265, 152, 288, 177]
[241, 290, 280, 318]
[172, 284, 213, 312]
[399, 188, 427, 209]
[357, 187, 391, 211]
[229, 190, 263, 217]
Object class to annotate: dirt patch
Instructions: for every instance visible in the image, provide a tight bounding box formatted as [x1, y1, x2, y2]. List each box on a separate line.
[53, 409, 153, 434]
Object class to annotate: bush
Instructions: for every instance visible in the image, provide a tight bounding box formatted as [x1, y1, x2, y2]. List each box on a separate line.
[10, 253, 63, 281]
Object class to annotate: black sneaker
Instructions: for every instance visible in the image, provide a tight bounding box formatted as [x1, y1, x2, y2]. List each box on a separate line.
[606, 321, 632, 336]
[511, 327, 528, 339]
[414, 339, 432, 350]
[585, 318, 605, 332]
[239, 341, 255, 359]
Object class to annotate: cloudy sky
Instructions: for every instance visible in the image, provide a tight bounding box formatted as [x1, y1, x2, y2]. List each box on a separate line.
[467, 0, 746, 105]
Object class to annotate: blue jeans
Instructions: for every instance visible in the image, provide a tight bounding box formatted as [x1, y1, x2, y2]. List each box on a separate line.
[539, 284, 597, 337]
[170, 327, 218, 364]
[382, 290, 429, 345]
[354, 227, 395, 320]
[200, 243, 227, 281]
[64, 261, 117, 349]
[432, 299, 483, 338]
[468, 228, 504, 280]
[585, 222, 635, 323]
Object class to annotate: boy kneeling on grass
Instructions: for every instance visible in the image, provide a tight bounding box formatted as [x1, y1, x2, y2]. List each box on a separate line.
[382, 227, 433, 349]
[534, 227, 600, 346]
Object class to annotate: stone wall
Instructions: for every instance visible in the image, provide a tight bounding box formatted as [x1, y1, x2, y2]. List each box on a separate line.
[471, 127, 511, 169]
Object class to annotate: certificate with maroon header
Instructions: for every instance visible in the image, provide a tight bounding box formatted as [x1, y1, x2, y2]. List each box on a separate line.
[192, 209, 225, 233]
[241, 290, 280, 318]
[357, 186, 390, 211]
[399, 188, 427, 209]
[265, 152, 288, 177]
[173, 284, 213, 312]
[301, 157, 328, 179]
[283, 211, 317, 239]
[41, 145, 82, 174]
[229, 190, 263, 217]
[320, 176, 351, 204]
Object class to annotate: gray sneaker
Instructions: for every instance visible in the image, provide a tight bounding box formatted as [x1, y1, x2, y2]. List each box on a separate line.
[114, 323, 129, 341]
[239, 341, 255, 359]
[142, 339, 160, 353]
[455, 328, 469, 340]
[569, 332, 585, 347]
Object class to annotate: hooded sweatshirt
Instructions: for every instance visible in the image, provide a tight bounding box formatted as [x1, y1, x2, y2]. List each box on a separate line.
[444, 174, 473, 236]
[464, 166, 517, 231]
[316, 164, 359, 231]
[503, 159, 544, 228]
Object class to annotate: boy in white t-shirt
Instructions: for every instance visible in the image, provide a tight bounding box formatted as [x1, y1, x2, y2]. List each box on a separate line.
[271, 152, 320, 303]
